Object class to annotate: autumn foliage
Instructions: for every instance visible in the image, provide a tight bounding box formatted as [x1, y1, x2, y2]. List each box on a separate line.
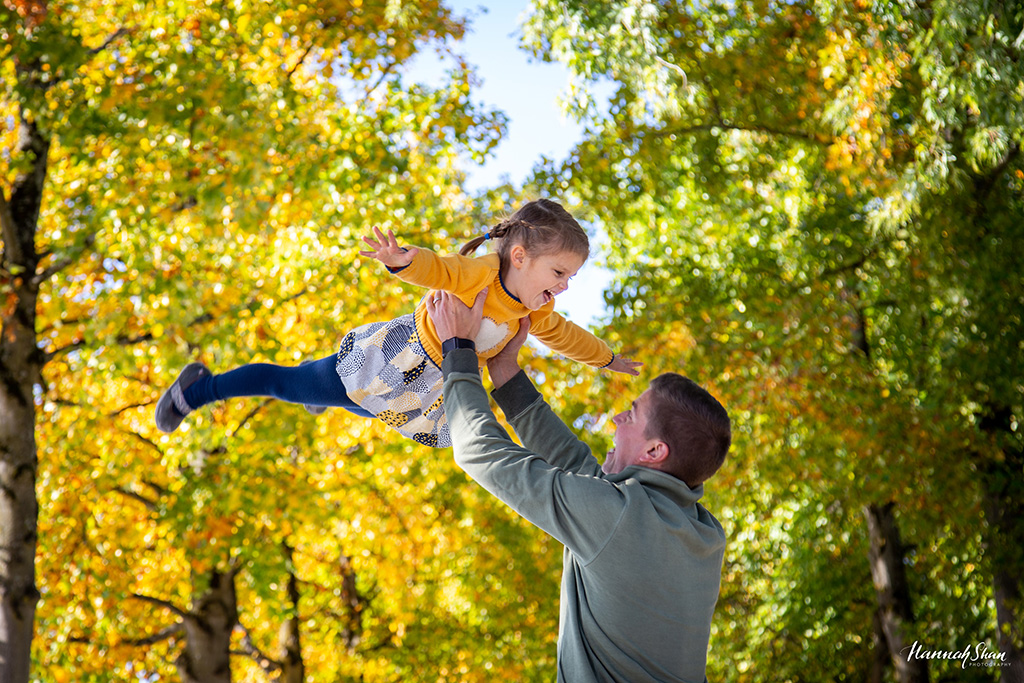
[3, 0, 1023, 682]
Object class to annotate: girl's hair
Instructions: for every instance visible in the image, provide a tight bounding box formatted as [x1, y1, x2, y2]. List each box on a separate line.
[459, 198, 590, 263]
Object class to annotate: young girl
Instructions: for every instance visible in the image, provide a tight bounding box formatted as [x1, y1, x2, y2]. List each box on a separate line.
[155, 198, 641, 447]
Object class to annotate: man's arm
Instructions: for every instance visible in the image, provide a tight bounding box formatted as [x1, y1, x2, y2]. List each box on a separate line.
[489, 347, 602, 476]
[430, 292, 624, 560]
[442, 346, 624, 562]
[429, 293, 601, 475]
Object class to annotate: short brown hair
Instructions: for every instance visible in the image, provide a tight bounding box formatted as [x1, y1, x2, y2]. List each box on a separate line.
[643, 373, 731, 487]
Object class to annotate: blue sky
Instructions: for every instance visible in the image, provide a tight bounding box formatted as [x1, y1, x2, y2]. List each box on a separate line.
[408, 1, 614, 327]
[410, 2, 594, 190]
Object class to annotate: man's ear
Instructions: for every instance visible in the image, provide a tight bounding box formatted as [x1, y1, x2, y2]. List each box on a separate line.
[641, 441, 669, 465]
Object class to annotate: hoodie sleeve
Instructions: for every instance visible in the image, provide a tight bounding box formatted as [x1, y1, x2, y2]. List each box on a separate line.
[389, 248, 495, 298]
[489, 369, 604, 477]
[443, 350, 626, 564]
[528, 308, 614, 368]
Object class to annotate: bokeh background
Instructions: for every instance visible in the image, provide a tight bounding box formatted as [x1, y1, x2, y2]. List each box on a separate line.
[2, 1, 1022, 681]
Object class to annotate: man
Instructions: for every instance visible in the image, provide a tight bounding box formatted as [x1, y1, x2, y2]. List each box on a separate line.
[427, 289, 731, 683]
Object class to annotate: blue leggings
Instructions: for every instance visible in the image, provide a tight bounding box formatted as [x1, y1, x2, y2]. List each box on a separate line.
[182, 355, 374, 418]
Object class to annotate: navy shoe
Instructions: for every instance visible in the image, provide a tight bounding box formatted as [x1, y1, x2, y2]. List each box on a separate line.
[155, 362, 210, 433]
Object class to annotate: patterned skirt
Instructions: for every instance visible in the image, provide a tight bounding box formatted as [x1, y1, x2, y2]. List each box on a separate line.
[335, 314, 449, 448]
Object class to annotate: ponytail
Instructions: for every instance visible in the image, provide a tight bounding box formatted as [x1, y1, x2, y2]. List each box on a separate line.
[458, 232, 489, 256]
[458, 219, 518, 256]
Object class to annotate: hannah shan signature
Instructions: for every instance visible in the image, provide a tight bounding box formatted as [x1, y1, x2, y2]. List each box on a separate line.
[902, 640, 1009, 669]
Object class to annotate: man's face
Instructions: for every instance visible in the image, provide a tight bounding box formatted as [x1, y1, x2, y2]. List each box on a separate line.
[603, 389, 657, 475]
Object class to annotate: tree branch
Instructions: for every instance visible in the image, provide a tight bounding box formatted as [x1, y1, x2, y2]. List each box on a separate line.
[43, 329, 157, 364]
[811, 251, 873, 283]
[110, 401, 153, 417]
[125, 622, 184, 647]
[114, 486, 158, 511]
[38, 315, 87, 336]
[90, 28, 130, 56]
[360, 61, 397, 107]
[32, 232, 96, 287]
[43, 339, 88, 363]
[139, 477, 169, 499]
[130, 593, 190, 620]
[785, 247, 878, 295]
[234, 624, 282, 675]
[227, 399, 274, 439]
[287, 43, 316, 80]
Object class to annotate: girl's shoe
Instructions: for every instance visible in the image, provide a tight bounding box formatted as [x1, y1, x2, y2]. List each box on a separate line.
[155, 362, 210, 432]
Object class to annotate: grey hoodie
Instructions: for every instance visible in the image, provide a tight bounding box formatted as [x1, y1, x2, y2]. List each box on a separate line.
[443, 349, 726, 683]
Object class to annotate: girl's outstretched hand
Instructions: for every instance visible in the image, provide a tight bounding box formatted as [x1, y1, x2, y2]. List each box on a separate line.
[607, 354, 643, 376]
[359, 226, 417, 269]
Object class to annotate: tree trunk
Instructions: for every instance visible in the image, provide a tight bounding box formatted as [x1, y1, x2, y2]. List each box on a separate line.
[869, 608, 889, 683]
[0, 116, 47, 683]
[864, 502, 928, 683]
[978, 407, 1024, 683]
[176, 568, 239, 683]
[278, 546, 305, 683]
[338, 551, 364, 652]
[992, 562, 1024, 683]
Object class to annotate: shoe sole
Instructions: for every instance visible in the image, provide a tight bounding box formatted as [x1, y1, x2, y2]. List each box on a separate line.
[155, 362, 209, 433]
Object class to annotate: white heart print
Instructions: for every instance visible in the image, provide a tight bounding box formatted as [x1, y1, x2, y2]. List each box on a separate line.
[475, 317, 510, 354]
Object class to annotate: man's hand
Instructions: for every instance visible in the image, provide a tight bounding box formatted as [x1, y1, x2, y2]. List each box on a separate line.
[486, 316, 531, 390]
[359, 226, 417, 269]
[607, 354, 643, 376]
[427, 288, 488, 342]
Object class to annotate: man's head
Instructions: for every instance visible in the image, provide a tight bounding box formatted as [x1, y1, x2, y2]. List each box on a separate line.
[604, 373, 731, 488]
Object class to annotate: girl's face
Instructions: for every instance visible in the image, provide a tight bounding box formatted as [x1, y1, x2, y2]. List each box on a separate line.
[506, 246, 586, 311]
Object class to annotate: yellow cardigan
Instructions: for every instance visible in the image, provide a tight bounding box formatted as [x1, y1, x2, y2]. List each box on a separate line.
[392, 249, 614, 370]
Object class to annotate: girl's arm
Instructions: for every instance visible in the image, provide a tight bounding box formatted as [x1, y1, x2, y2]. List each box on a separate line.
[360, 227, 492, 295]
[530, 309, 642, 376]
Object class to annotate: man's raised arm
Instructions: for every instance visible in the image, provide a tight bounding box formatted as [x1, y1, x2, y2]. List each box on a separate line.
[427, 291, 600, 475]
[430, 291, 622, 561]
